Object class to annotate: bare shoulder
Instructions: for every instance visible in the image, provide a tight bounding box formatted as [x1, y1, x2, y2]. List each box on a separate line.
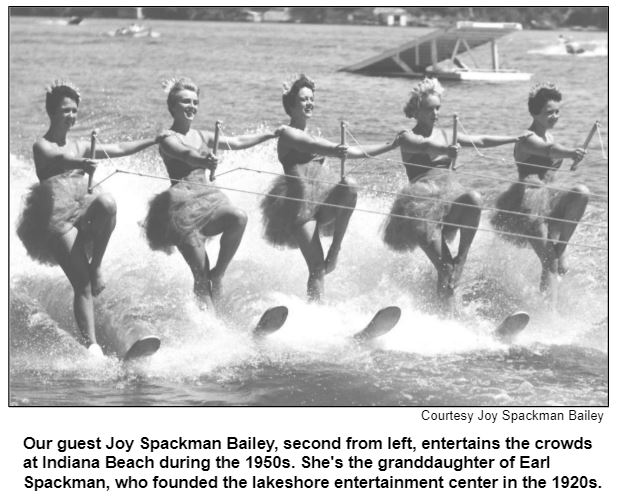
[523, 132, 548, 147]
[515, 131, 548, 156]
[159, 132, 184, 147]
[32, 138, 46, 155]
[32, 137, 56, 153]
[399, 129, 423, 146]
[34, 137, 84, 157]
[278, 125, 309, 144]
[279, 125, 301, 139]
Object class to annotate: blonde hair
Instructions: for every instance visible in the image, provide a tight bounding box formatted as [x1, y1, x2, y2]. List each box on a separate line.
[403, 77, 444, 118]
[162, 77, 200, 113]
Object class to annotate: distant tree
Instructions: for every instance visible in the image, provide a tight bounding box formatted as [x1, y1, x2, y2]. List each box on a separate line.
[290, 7, 326, 24]
[8, 5, 608, 30]
[565, 7, 608, 29]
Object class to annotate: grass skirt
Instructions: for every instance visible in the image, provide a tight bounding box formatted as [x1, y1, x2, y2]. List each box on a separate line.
[491, 178, 559, 247]
[383, 171, 464, 252]
[144, 179, 231, 253]
[260, 159, 342, 248]
[16, 171, 97, 265]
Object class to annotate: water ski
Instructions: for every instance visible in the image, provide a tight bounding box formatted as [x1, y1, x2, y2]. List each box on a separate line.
[123, 336, 161, 361]
[253, 306, 289, 337]
[495, 311, 529, 343]
[353, 306, 401, 342]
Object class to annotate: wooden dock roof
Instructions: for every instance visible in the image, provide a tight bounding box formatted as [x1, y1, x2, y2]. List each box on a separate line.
[340, 21, 523, 75]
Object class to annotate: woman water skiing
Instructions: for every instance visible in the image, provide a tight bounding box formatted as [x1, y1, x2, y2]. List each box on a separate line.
[261, 74, 399, 302]
[384, 77, 528, 313]
[491, 83, 588, 299]
[144, 77, 281, 310]
[17, 80, 165, 356]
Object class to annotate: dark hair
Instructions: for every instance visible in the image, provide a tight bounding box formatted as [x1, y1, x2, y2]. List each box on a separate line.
[282, 75, 315, 116]
[45, 85, 80, 116]
[528, 84, 562, 115]
[166, 78, 200, 114]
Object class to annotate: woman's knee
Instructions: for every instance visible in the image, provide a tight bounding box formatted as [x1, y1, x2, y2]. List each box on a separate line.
[93, 193, 117, 217]
[337, 178, 358, 205]
[463, 190, 482, 207]
[571, 184, 590, 199]
[230, 208, 248, 229]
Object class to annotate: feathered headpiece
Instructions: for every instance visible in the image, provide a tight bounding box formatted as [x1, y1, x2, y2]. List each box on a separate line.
[282, 73, 315, 96]
[529, 82, 560, 99]
[161, 77, 181, 95]
[45, 79, 80, 98]
[403, 77, 443, 119]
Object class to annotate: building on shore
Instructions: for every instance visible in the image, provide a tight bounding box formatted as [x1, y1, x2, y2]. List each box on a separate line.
[262, 8, 291, 23]
[373, 7, 408, 27]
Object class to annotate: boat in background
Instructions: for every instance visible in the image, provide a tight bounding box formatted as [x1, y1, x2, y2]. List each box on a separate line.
[558, 34, 602, 55]
[107, 23, 160, 38]
[340, 21, 531, 82]
[67, 16, 83, 25]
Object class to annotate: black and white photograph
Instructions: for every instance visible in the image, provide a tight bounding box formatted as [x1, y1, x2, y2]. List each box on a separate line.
[8, 5, 608, 406]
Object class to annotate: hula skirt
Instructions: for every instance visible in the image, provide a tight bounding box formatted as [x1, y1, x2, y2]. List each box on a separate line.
[383, 171, 464, 252]
[260, 159, 350, 249]
[144, 179, 231, 253]
[491, 177, 560, 247]
[16, 171, 98, 265]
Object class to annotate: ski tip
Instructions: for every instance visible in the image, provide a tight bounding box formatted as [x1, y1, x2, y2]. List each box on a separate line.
[253, 305, 289, 337]
[354, 306, 402, 342]
[123, 336, 161, 361]
[495, 311, 530, 342]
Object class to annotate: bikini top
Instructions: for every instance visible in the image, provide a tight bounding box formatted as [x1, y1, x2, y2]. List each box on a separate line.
[36, 139, 84, 182]
[402, 128, 451, 182]
[516, 154, 563, 181]
[277, 142, 325, 172]
[159, 130, 209, 185]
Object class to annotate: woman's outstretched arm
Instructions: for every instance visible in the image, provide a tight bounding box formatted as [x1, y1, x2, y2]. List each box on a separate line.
[204, 126, 284, 151]
[33, 139, 96, 180]
[345, 132, 401, 159]
[80, 132, 169, 159]
[457, 131, 531, 148]
[517, 134, 586, 162]
[279, 127, 348, 158]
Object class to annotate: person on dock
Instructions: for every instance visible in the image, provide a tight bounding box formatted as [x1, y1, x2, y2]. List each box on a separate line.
[261, 74, 399, 302]
[144, 77, 282, 310]
[16, 80, 165, 356]
[491, 82, 588, 300]
[384, 77, 528, 314]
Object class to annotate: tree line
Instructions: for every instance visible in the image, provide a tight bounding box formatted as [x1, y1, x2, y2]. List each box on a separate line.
[9, 6, 608, 30]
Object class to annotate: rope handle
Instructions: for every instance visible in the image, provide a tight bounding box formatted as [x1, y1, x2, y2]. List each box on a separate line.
[209, 120, 221, 182]
[571, 121, 598, 171]
[450, 114, 458, 171]
[87, 130, 97, 193]
[340, 121, 347, 180]
[111, 167, 607, 251]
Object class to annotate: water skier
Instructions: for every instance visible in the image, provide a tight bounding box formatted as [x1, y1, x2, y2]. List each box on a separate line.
[261, 74, 399, 301]
[17, 80, 165, 355]
[383, 77, 527, 313]
[144, 77, 281, 310]
[491, 83, 588, 299]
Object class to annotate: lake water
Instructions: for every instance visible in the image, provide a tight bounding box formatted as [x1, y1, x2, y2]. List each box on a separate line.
[9, 17, 608, 406]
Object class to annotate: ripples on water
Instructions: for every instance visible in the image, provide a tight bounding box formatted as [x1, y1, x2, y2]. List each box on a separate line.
[9, 17, 608, 406]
